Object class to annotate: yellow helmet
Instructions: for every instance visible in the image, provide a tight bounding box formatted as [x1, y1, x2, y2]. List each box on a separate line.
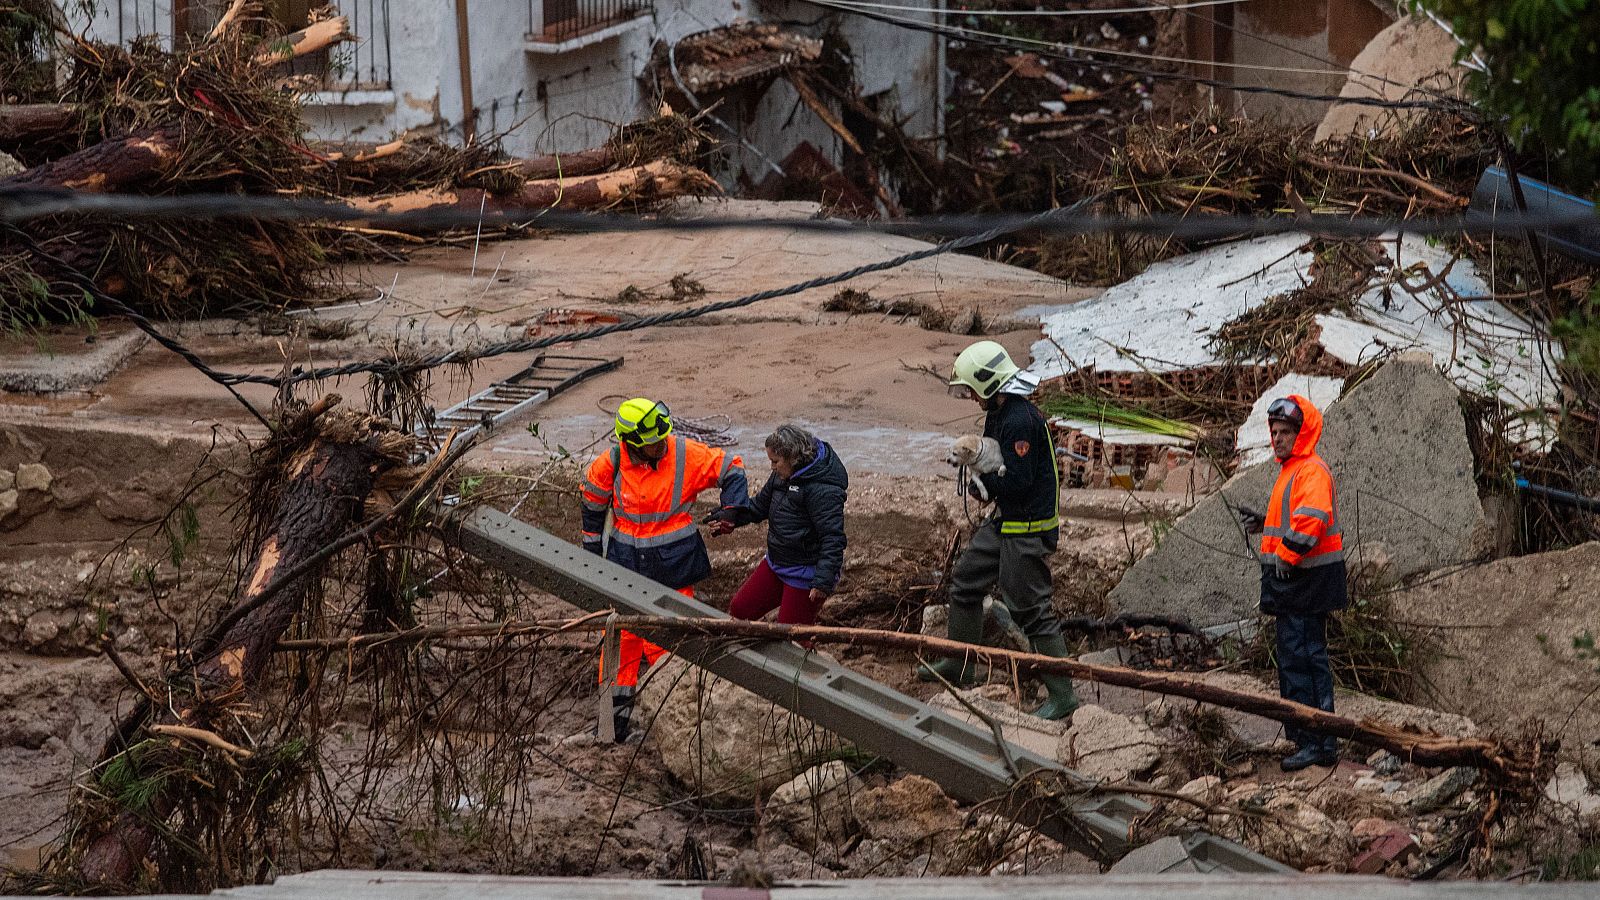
[614, 397, 673, 447]
[949, 340, 1021, 399]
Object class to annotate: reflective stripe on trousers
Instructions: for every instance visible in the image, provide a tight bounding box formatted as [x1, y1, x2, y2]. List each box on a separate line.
[598, 585, 691, 686]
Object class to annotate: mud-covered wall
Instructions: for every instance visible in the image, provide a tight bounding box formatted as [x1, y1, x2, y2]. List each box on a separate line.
[0, 414, 241, 559]
[1185, 0, 1396, 127]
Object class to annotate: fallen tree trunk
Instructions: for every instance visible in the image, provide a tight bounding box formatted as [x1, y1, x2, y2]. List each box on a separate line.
[0, 125, 180, 192]
[254, 15, 353, 66]
[312, 140, 621, 182]
[516, 147, 617, 180]
[77, 399, 415, 887]
[342, 159, 720, 223]
[0, 103, 77, 145]
[276, 614, 1543, 783]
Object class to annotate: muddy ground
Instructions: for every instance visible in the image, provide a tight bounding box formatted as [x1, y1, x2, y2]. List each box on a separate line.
[0, 215, 1135, 881]
[0, 455, 1170, 881]
[4, 210, 1596, 886]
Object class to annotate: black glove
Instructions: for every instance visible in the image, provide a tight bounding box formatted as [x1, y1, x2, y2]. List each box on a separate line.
[582, 538, 603, 556]
[700, 508, 737, 525]
[1236, 505, 1266, 534]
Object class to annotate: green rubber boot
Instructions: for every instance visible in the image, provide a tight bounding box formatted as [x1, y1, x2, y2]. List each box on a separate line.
[916, 601, 984, 686]
[1030, 634, 1081, 721]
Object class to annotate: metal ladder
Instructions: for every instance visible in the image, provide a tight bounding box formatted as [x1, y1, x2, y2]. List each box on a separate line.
[415, 354, 623, 453]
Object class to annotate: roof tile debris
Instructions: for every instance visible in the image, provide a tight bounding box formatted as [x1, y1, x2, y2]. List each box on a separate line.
[666, 23, 822, 94]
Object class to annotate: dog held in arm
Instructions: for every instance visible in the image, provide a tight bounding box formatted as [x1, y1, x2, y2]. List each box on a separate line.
[948, 435, 1006, 502]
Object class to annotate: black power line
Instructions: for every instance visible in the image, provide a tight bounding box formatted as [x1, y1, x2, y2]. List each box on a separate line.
[199, 196, 1101, 388]
[6, 189, 1595, 397]
[5, 185, 1599, 238]
[799, 0, 1477, 116]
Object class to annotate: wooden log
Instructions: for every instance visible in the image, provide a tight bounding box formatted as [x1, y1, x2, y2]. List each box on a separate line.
[314, 138, 408, 165]
[204, 0, 251, 42]
[342, 160, 720, 223]
[516, 146, 616, 181]
[77, 401, 414, 887]
[276, 613, 1542, 782]
[253, 15, 352, 66]
[311, 139, 620, 185]
[0, 103, 77, 145]
[0, 125, 180, 192]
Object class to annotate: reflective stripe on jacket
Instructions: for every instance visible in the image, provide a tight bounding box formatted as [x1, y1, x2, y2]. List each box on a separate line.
[1258, 393, 1348, 616]
[580, 436, 748, 589]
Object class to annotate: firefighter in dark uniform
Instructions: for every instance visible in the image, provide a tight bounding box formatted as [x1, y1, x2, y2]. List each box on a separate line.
[917, 341, 1081, 721]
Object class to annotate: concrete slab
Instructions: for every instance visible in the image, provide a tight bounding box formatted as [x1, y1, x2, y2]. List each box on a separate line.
[1107, 836, 1207, 874]
[0, 326, 146, 393]
[1030, 234, 1558, 449]
[1108, 355, 1489, 626]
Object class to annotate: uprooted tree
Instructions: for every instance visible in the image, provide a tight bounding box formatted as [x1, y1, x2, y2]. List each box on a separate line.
[64, 398, 424, 888]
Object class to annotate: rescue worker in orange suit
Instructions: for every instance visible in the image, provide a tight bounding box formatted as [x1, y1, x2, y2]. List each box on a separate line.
[581, 397, 748, 741]
[1236, 395, 1347, 771]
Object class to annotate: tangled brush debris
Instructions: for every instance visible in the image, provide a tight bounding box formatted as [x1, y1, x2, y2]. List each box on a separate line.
[0, 20, 717, 334]
[1032, 110, 1494, 285]
[1210, 238, 1385, 363]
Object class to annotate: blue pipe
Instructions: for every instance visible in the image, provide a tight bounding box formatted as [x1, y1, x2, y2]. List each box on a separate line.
[1514, 476, 1600, 513]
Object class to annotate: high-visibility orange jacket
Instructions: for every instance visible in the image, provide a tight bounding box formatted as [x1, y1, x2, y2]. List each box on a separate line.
[581, 436, 748, 589]
[1259, 394, 1348, 615]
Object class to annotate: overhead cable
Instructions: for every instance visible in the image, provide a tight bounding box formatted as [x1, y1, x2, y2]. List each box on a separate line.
[798, 0, 1475, 113]
[806, 0, 1246, 16]
[5, 188, 1598, 239]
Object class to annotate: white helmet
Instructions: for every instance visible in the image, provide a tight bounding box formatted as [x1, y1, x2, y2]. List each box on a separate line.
[949, 340, 1021, 399]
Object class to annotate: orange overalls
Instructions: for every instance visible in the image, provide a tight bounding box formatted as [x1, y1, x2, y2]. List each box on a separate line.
[581, 436, 747, 685]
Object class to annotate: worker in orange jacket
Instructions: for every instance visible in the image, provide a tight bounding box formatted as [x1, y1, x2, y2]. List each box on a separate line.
[581, 397, 748, 740]
[1238, 395, 1347, 771]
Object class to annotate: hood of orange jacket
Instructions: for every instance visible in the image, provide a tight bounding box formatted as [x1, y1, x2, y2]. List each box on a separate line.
[1282, 393, 1324, 464]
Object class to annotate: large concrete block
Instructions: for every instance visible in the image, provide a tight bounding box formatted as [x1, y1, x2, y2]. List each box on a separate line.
[1315, 15, 1465, 144]
[1108, 356, 1486, 626]
[1389, 542, 1600, 744]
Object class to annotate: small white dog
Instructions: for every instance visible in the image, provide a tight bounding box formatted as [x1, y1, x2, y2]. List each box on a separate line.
[948, 435, 1006, 502]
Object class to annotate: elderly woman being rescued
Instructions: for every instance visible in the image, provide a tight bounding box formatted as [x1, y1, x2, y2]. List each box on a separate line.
[711, 424, 848, 625]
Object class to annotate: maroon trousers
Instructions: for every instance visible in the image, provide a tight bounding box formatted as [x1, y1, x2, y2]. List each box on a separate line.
[729, 558, 823, 625]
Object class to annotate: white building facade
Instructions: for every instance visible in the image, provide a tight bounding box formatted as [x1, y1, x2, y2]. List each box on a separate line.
[74, 0, 945, 193]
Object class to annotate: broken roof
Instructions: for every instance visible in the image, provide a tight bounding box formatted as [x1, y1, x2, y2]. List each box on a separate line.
[662, 23, 823, 95]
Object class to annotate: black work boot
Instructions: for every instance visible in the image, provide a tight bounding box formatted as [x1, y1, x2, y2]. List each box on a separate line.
[1280, 743, 1338, 771]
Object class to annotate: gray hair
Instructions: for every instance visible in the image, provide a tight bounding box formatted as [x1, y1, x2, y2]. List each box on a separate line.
[765, 424, 818, 468]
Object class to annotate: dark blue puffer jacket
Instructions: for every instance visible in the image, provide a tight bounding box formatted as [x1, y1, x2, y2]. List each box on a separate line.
[735, 441, 849, 591]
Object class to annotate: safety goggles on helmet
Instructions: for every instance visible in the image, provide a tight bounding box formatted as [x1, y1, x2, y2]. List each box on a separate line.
[615, 398, 673, 447]
[949, 340, 1021, 400]
[1266, 398, 1303, 428]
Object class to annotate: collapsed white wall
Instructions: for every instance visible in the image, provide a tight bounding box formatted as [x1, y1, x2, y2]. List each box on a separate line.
[1029, 233, 1561, 448]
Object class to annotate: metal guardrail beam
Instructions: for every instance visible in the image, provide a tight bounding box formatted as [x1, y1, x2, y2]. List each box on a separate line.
[444, 506, 1294, 874]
